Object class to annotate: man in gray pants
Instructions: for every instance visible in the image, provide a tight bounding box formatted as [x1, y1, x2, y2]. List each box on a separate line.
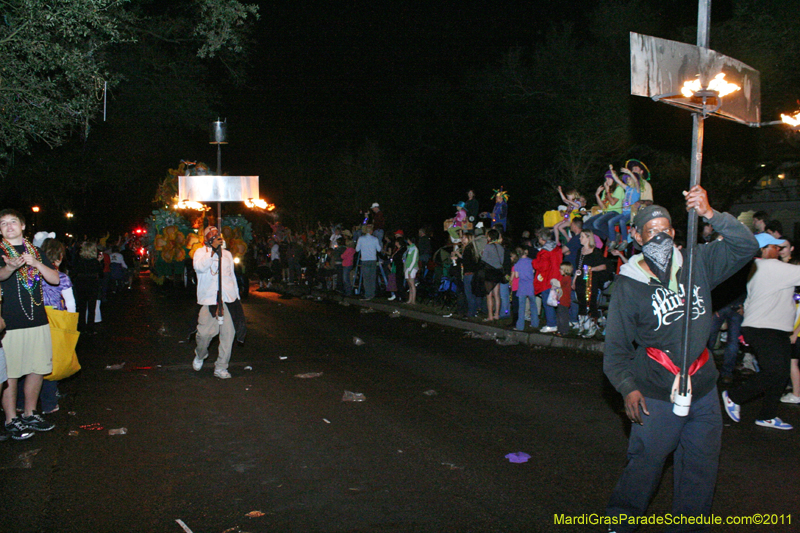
[192, 226, 239, 379]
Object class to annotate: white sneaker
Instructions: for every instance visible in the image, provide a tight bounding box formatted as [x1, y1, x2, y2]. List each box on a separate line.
[781, 392, 800, 404]
[192, 351, 206, 371]
[539, 326, 557, 333]
[755, 417, 793, 430]
[214, 369, 232, 379]
[582, 323, 598, 338]
[387, 294, 396, 301]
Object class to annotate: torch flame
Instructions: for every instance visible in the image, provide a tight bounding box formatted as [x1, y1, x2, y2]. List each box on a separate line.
[680, 73, 740, 99]
[245, 198, 276, 211]
[174, 200, 208, 211]
[781, 111, 800, 127]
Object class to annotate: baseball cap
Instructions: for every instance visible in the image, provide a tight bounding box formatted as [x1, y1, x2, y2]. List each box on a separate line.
[754, 232, 785, 248]
[633, 205, 672, 231]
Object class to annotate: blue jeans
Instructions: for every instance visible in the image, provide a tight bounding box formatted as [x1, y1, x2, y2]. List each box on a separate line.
[608, 211, 632, 243]
[463, 273, 478, 317]
[569, 290, 579, 322]
[500, 282, 510, 317]
[707, 304, 743, 377]
[587, 212, 617, 241]
[342, 265, 353, 295]
[607, 388, 721, 532]
[538, 290, 558, 328]
[360, 260, 377, 299]
[516, 293, 534, 330]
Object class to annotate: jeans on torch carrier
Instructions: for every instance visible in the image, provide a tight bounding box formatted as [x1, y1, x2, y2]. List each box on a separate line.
[606, 387, 721, 532]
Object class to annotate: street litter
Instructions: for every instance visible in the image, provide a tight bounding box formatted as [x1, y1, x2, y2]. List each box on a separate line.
[0, 449, 41, 470]
[68, 430, 79, 437]
[442, 313, 453, 318]
[68, 411, 76, 416]
[359, 308, 375, 314]
[105, 362, 126, 370]
[441, 462, 463, 470]
[505, 452, 531, 463]
[464, 331, 497, 341]
[342, 391, 366, 402]
[496, 337, 519, 346]
[244, 366, 253, 371]
[279, 356, 288, 360]
[246, 511, 265, 518]
[323, 418, 331, 424]
[175, 519, 194, 533]
[421, 323, 428, 328]
[390, 310, 401, 318]
[339, 301, 350, 307]
[295, 372, 323, 379]
[157, 324, 171, 336]
[80, 423, 103, 431]
[353, 336, 365, 345]
[422, 389, 437, 396]
[108, 428, 127, 435]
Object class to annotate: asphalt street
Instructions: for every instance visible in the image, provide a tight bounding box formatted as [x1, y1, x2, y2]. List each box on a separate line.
[1, 276, 798, 532]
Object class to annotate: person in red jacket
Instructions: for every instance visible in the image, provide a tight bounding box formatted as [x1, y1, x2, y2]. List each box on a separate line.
[532, 228, 563, 333]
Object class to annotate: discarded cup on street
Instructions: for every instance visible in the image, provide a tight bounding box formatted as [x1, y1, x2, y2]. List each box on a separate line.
[390, 310, 401, 318]
[108, 428, 128, 435]
[295, 372, 323, 379]
[0, 449, 40, 470]
[244, 366, 253, 371]
[342, 391, 366, 402]
[422, 389, 437, 396]
[279, 356, 288, 360]
[246, 511, 266, 518]
[353, 337, 365, 345]
[105, 362, 126, 370]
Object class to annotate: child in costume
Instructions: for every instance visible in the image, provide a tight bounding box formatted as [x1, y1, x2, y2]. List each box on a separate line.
[552, 186, 582, 244]
[481, 188, 509, 232]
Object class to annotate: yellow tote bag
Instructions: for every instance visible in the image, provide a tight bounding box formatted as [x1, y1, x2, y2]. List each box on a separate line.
[44, 307, 81, 381]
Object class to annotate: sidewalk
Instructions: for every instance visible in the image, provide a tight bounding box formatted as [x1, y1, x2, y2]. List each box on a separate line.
[278, 284, 605, 354]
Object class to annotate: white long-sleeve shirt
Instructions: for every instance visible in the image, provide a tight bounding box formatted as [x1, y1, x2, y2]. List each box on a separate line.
[193, 246, 239, 305]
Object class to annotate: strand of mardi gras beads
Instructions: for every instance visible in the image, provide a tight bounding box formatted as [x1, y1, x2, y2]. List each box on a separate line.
[1, 239, 43, 316]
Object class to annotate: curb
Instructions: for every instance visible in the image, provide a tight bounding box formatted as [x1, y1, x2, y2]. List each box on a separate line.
[292, 286, 605, 354]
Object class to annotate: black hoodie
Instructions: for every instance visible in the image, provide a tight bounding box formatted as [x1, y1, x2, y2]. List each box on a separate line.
[603, 210, 759, 403]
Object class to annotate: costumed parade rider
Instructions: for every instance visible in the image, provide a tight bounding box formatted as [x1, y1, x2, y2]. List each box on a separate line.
[192, 226, 246, 379]
[603, 186, 758, 531]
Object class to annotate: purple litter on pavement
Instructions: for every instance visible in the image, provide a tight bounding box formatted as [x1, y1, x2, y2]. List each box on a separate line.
[505, 452, 530, 463]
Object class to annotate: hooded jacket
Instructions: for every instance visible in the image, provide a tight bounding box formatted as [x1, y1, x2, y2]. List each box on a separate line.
[603, 210, 758, 403]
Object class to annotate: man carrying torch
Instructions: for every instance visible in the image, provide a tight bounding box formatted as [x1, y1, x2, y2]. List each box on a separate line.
[192, 226, 245, 379]
[603, 186, 757, 529]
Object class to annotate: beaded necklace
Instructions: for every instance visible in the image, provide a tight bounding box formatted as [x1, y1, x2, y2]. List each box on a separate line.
[1, 238, 43, 320]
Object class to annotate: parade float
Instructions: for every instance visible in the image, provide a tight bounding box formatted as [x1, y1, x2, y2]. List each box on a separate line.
[147, 161, 254, 284]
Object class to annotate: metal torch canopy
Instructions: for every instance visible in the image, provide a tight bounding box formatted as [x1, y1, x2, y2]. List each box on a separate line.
[179, 175, 259, 203]
[630, 32, 761, 125]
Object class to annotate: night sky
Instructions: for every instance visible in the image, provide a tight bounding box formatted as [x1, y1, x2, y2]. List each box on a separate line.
[12, 0, 748, 235]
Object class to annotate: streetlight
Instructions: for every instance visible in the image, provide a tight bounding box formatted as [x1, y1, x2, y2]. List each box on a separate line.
[31, 206, 40, 229]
